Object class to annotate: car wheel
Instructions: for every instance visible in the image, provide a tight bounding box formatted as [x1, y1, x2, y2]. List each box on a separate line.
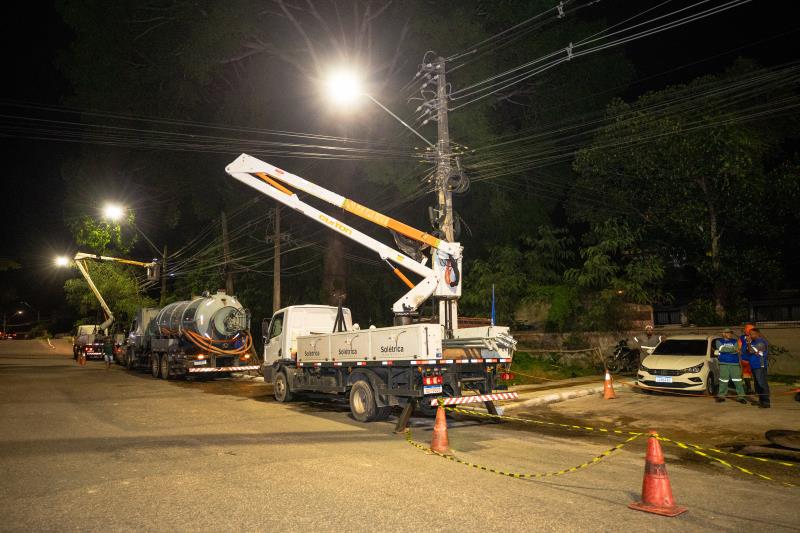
[151, 354, 161, 378]
[706, 373, 718, 396]
[274, 371, 293, 402]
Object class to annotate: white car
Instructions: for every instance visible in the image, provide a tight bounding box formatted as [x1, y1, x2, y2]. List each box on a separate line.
[637, 335, 722, 395]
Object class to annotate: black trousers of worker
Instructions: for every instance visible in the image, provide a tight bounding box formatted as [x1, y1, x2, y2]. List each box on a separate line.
[752, 367, 770, 406]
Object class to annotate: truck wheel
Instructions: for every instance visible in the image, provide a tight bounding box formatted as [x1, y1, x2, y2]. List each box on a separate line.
[274, 371, 293, 402]
[151, 354, 161, 378]
[350, 379, 381, 423]
[160, 355, 171, 380]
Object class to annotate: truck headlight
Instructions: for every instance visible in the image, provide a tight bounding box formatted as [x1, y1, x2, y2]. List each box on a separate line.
[682, 362, 704, 373]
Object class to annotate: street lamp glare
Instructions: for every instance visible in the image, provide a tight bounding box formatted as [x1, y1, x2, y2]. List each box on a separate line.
[55, 256, 70, 267]
[103, 203, 125, 221]
[326, 70, 362, 105]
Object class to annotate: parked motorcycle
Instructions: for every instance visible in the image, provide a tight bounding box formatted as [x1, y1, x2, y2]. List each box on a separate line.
[607, 339, 640, 373]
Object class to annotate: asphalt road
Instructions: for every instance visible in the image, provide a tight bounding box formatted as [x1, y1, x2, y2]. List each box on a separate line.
[1, 340, 798, 532]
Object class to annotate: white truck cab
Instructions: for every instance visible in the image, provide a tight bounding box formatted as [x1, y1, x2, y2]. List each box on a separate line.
[263, 305, 353, 367]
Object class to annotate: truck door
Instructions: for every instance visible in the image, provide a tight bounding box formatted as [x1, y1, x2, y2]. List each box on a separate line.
[264, 311, 286, 365]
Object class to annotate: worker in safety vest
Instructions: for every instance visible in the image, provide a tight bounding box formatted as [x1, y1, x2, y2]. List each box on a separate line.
[737, 324, 755, 394]
[714, 328, 747, 403]
[746, 328, 771, 408]
[634, 325, 661, 356]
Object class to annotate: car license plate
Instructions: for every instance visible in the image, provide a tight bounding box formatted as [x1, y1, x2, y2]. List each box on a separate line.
[193, 360, 207, 366]
[423, 385, 443, 395]
[655, 376, 672, 383]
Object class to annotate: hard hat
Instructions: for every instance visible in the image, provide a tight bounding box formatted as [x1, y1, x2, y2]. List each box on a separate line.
[743, 324, 755, 334]
[645, 324, 653, 330]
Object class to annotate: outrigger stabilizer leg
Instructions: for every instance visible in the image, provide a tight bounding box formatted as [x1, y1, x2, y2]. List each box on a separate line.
[394, 398, 417, 433]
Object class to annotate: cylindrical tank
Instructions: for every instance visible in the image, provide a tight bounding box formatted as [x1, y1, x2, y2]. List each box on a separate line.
[149, 290, 249, 340]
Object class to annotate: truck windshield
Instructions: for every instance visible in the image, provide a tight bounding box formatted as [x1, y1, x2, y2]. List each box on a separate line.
[652, 340, 707, 356]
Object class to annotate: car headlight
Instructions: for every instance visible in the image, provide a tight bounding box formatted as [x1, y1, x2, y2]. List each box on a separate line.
[682, 362, 704, 373]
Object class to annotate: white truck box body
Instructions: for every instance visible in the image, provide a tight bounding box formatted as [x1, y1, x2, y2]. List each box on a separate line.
[297, 323, 444, 363]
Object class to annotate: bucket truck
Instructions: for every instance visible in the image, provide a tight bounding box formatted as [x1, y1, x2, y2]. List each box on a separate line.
[226, 154, 517, 427]
[70, 252, 159, 361]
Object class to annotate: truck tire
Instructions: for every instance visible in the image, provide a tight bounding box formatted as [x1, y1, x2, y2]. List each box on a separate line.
[274, 371, 293, 402]
[349, 379, 391, 422]
[160, 355, 171, 380]
[151, 354, 161, 378]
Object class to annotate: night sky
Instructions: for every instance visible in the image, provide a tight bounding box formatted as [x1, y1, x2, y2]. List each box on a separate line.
[1, 1, 798, 330]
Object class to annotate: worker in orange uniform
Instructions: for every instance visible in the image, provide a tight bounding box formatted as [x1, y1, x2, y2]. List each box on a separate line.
[738, 324, 755, 395]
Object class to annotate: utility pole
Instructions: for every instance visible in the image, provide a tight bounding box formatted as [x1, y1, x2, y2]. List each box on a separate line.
[272, 207, 281, 313]
[434, 56, 458, 330]
[160, 244, 168, 306]
[220, 210, 234, 295]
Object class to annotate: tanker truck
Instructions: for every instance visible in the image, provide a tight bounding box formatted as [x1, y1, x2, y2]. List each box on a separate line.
[123, 290, 260, 379]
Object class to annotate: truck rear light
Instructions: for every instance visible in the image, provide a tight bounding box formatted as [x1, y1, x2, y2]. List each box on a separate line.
[240, 354, 251, 360]
[196, 354, 206, 360]
[423, 376, 443, 385]
[500, 372, 514, 381]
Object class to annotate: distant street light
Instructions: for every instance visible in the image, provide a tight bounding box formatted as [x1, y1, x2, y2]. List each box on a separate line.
[102, 203, 125, 222]
[324, 69, 435, 148]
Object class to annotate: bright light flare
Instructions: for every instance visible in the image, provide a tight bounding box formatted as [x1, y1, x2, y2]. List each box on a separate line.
[55, 256, 70, 267]
[103, 203, 126, 221]
[326, 70, 363, 106]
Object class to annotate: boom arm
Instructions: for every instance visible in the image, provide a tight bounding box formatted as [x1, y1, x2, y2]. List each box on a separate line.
[225, 154, 462, 314]
[72, 253, 159, 333]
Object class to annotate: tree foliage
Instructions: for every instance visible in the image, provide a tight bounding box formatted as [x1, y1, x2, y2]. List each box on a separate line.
[573, 60, 798, 316]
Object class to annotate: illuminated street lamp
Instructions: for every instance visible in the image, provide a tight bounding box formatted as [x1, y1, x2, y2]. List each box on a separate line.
[55, 256, 70, 267]
[102, 203, 125, 222]
[324, 69, 434, 148]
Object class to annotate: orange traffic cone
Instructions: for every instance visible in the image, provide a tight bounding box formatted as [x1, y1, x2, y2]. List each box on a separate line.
[430, 405, 450, 454]
[629, 430, 687, 517]
[603, 370, 617, 399]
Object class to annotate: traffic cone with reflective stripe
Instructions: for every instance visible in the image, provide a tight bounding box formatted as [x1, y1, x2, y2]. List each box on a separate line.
[603, 370, 617, 399]
[629, 430, 687, 517]
[430, 404, 450, 454]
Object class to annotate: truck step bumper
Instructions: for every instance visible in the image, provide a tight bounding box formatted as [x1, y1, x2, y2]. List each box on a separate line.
[187, 365, 260, 373]
[429, 392, 519, 407]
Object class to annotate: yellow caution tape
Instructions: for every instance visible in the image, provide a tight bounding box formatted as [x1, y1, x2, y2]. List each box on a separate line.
[405, 429, 640, 479]
[671, 440, 797, 488]
[443, 405, 644, 437]
[656, 436, 797, 469]
[442, 404, 798, 470]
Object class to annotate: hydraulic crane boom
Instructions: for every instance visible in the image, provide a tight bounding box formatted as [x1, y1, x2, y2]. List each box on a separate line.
[225, 154, 462, 317]
[72, 252, 159, 333]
